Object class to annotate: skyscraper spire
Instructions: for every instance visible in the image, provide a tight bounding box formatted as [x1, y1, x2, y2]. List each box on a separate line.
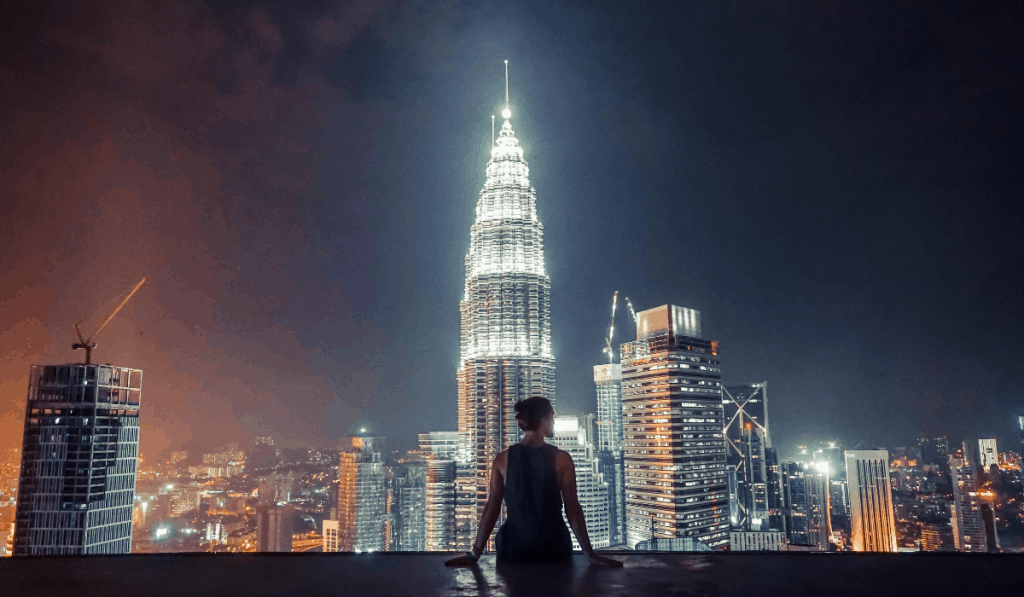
[502, 60, 512, 121]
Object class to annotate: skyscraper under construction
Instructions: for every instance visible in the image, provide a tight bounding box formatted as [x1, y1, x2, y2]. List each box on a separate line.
[455, 75, 555, 548]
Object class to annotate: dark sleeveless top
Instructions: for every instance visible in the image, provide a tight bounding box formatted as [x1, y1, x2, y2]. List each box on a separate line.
[495, 443, 573, 563]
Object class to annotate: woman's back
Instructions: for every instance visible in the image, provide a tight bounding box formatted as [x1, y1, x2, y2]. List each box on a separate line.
[496, 443, 572, 563]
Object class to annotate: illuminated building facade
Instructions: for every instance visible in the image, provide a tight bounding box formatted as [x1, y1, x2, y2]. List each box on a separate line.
[620, 305, 729, 549]
[322, 519, 340, 552]
[783, 462, 832, 551]
[425, 459, 457, 551]
[722, 384, 784, 532]
[949, 455, 987, 552]
[391, 463, 427, 551]
[729, 530, 786, 551]
[419, 432, 458, 551]
[456, 99, 555, 548]
[13, 364, 141, 555]
[845, 450, 897, 552]
[593, 363, 625, 545]
[977, 438, 998, 471]
[549, 416, 611, 549]
[338, 436, 385, 552]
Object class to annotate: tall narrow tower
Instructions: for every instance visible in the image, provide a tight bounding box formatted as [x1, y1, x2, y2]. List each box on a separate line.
[456, 68, 555, 545]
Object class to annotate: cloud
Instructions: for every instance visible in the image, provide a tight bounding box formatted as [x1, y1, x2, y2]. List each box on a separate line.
[0, 0, 398, 458]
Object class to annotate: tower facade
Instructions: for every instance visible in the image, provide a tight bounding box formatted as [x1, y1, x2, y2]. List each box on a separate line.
[949, 455, 988, 552]
[456, 100, 555, 546]
[845, 450, 897, 552]
[620, 305, 729, 549]
[594, 363, 625, 545]
[549, 416, 611, 550]
[723, 383, 782, 531]
[783, 462, 832, 551]
[14, 364, 141, 555]
[337, 436, 386, 552]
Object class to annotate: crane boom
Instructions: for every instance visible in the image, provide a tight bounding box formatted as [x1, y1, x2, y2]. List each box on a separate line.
[603, 291, 619, 363]
[624, 296, 638, 326]
[73, 277, 147, 365]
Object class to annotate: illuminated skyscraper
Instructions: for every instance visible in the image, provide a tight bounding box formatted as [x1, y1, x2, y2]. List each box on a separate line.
[783, 462, 832, 551]
[620, 305, 729, 549]
[549, 416, 611, 549]
[949, 454, 988, 552]
[337, 435, 385, 552]
[845, 450, 896, 552]
[13, 364, 142, 555]
[390, 462, 426, 551]
[593, 363, 625, 545]
[722, 383, 784, 532]
[456, 87, 555, 548]
[977, 438, 998, 471]
[420, 432, 458, 551]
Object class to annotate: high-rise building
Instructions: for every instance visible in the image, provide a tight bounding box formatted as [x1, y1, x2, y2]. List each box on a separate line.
[620, 305, 729, 549]
[845, 450, 896, 552]
[549, 416, 610, 550]
[391, 463, 427, 551]
[419, 432, 459, 551]
[977, 438, 998, 472]
[918, 437, 950, 472]
[337, 435, 386, 552]
[723, 384, 785, 533]
[455, 94, 555, 549]
[425, 459, 457, 551]
[1018, 416, 1024, 454]
[949, 455, 988, 552]
[783, 462, 832, 551]
[593, 363, 625, 545]
[13, 364, 142, 555]
[256, 505, 293, 552]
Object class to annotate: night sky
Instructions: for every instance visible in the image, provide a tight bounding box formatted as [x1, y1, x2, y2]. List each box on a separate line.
[2, 1, 1022, 459]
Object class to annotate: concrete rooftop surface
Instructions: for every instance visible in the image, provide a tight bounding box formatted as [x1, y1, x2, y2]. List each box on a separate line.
[1, 553, 1019, 596]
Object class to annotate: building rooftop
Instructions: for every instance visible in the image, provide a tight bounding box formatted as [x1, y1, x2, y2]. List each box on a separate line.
[2, 552, 1018, 596]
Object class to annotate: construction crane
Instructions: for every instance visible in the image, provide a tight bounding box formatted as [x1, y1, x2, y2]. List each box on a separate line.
[602, 291, 619, 363]
[73, 277, 147, 365]
[624, 296, 638, 327]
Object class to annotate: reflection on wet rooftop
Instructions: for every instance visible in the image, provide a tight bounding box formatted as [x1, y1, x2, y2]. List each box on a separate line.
[1, 552, 1019, 596]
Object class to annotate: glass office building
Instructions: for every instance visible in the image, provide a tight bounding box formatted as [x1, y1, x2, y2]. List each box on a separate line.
[14, 364, 142, 555]
[620, 305, 729, 549]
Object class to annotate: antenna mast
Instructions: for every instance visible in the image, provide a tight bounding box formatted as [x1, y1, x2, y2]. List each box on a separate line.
[504, 59, 509, 106]
[73, 277, 147, 365]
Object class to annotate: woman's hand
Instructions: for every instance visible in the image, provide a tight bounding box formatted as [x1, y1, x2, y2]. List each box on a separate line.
[444, 553, 480, 567]
[586, 552, 623, 567]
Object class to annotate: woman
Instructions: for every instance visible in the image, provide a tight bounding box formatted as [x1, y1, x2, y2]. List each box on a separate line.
[445, 397, 622, 567]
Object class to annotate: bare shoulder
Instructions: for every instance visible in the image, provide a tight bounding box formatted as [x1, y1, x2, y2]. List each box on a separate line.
[495, 449, 509, 465]
[554, 448, 574, 469]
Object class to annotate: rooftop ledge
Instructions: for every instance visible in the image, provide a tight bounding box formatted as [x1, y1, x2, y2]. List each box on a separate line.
[2, 552, 1019, 597]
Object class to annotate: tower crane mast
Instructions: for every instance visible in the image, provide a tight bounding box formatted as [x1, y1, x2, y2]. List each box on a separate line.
[73, 277, 147, 365]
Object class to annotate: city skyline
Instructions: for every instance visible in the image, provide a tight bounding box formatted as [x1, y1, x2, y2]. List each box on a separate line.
[2, 1, 1024, 468]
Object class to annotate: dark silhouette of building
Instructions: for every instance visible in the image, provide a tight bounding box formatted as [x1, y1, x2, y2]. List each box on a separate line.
[13, 364, 141, 555]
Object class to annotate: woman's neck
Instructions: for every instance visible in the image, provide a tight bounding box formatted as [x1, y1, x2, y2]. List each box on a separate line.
[520, 431, 547, 447]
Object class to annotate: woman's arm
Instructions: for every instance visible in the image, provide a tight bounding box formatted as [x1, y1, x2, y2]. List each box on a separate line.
[556, 451, 622, 567]
[445, 452, 505, 566]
